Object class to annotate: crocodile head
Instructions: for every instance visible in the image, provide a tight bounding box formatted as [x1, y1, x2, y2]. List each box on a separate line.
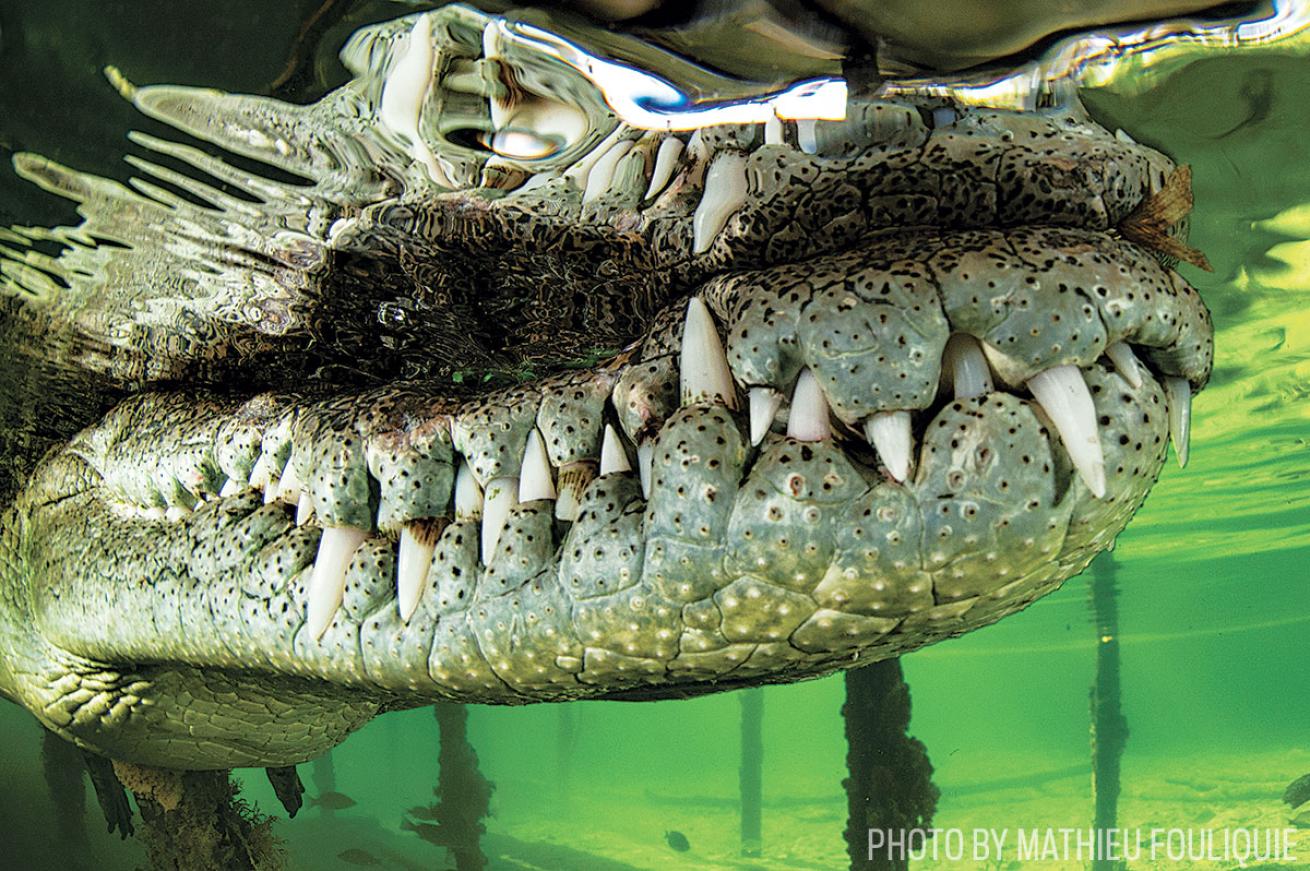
[0, 4, 1212, 769]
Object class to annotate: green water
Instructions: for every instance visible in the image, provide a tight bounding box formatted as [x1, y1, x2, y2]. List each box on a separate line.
[0, 3, 1308, 870]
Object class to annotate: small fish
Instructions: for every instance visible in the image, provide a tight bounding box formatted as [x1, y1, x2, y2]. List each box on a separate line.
[336, 848, 381, 866]
[664, 830, 691, 852]
[310, 790, 357, 810]
[1284, 773, 1310, 809]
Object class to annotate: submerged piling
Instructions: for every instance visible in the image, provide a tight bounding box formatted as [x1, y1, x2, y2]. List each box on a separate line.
[1089, 551, 1129, 871]
[39, 726, 89, 857]
[842, 659, 939, 871]
[739, 687, 764, 857]
[432, 702, 493, 871]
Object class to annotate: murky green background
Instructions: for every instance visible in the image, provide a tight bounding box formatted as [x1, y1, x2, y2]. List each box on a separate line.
[0, 3, 1306, 869]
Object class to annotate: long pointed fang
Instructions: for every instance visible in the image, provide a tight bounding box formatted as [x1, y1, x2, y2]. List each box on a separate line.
[601, 425, 633, 475]
[1105, 341, 1144, 389]
[864, 411, 912, 482]
[518, 430, 557, 502]
[692, 151, 747, 255]
[1027, 365, 1107, 499]
[307, 525, 367, 640]
[787, 369, 831, 441]
[680, 297, 738, 409]
[1165, 376, 1192, 468]
[748, 386, 783, 446]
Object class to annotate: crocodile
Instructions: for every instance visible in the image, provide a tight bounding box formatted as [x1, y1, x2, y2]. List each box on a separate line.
[0, 4, 1213, 771]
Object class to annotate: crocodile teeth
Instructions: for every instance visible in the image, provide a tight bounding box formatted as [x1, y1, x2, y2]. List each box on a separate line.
[692, 151, 747, 255]
[269, 463, 301, 506]
[307, 525, 367, 640]
[248, 454, 274, 492]
[644, 136, 684, 201]
[787, 368, 831, 441]
[796, 119, 818, 154]
[295, 492, 314, 526]
[518, 430, 557, 502]
[219, 478, 241, 498]
[1027, 365, 1107, 499]
[600, 425, 632, 475]
[636, 441, 653, 498]
[555, 461, 595, 521]
[454, 461, 483, 521]
[378, 15, 451, 188]
[748, 386, 783, 445]
[945, 334, 993, 399]
[481, 476, 518, 563]
[764, 115, 785, 146]
[583, 139, 634, 203]
[1165, 377, 1192, 468]
[397, 519, 444, 623]
[1105, 341, 1144, 389]
[680, 297, 738, 409]
[864, 411, 912, 482]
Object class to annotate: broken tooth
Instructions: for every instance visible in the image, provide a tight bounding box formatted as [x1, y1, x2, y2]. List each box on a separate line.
[480, 476, 518, 563]
[295, 492, 314, 526]
[583, 139, 635, 203]
[787, 368, 831, 441]
[555, 461, 596, 521]
[864, 411, 913, 482]
[1164, 377, 1192, 468]
[600, 425, 632, 475]
[1105, 341, 1144, 389]
[944, 334, 994, 399]
[748, 386, 783, 446]
[518, 430, 557, 502]
[679, 297, 739, 409]
[454, 460, 483, 522]
[1027, 365, 1107, 499]
[306, 525, 367, 640]
[644, 136, 684, 201]
[636, 441, 654, 499]
[397, 519, 444, 623]
[692, 151, 748, 255]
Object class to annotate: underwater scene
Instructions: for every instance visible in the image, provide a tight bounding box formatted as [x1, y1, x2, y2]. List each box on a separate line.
[0, 1, 1307, 869]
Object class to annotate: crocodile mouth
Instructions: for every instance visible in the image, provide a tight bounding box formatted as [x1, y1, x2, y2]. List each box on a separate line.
[2, 6, 1211, 767]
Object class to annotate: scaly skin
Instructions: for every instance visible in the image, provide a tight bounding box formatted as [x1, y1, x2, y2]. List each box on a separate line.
[0, 6, 1211, 769]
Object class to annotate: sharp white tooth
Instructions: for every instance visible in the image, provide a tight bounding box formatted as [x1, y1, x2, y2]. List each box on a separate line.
[583, 139, 635, 203]
[643, 136, 684, 201]
[864, 411, 913, 482]
[518, 430, 557, 502]
[554, 461, 595, 521]
[1105, 342, 1144, 389]
[787, 368, 831, 441]
[565, 128, 624, 189]
[945, 334, 994, 399]
[219, 478, 241, 498]
[165, 505, 190, 523]
[600, 425, 632, 475]
[455, 460, 483, 521]
[481, 477, 518, 563]
[306, 525, 367, 640]
[748, 386, 783, 446]
[764, 115, 784, 146]
[1027, 365, 1107, 499]
[1165, 377, 1192, 468]
[636, 441, 653, 498]
[692, 151, 748, 255]
[679, 297, 738, 409]
[296, 492, 314, 526]
[397, 520, 442, 623]
[796, 119, 818, 154]
[273, 464, 302, 505]
[248, 454, 274, 492]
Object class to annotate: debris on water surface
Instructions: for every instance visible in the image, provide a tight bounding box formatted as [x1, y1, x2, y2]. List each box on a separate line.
[664, 830, 691, 852]
[310, 790, 358, 810]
